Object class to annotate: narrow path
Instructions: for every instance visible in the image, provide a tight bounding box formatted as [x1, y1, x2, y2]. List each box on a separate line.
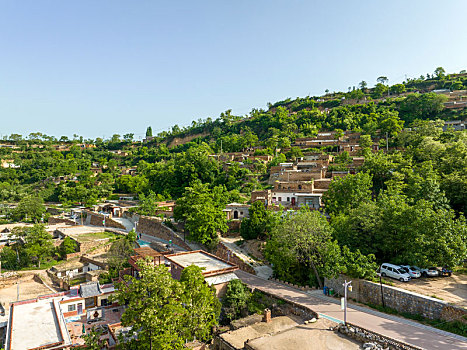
[235, 270, 467, 350]
[111, 217, 134, 232]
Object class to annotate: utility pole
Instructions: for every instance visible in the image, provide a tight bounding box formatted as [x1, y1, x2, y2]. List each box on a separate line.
[379, 274, 385, 308]
[342, 280, 352, 325]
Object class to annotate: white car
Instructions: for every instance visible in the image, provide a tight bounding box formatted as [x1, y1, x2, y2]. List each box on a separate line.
[380, 263, 411, 282]
[400, 265, 421, 278]
[418, 267, 439, 277]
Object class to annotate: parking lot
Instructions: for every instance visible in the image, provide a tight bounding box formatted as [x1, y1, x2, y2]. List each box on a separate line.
[386, 272, 467, 308]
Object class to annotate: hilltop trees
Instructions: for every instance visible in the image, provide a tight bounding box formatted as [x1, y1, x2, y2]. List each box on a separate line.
[146, 126, 153, 137]
[399, 93, 448, 124]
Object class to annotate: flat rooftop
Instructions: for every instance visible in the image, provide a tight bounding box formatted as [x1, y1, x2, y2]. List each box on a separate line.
[8, 298, 71, 350]
[246, 318, 361, 350]
[165, 251, 236, 273]
[220, 316, 301, 349]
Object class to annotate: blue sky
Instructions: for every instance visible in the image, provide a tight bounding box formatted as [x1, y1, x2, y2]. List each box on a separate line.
[1, 0, 466, 139]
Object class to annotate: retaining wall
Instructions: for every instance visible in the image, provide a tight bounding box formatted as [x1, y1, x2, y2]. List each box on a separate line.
[136, 216, 192, 251]
[48, 217, 77, 226]
[84, 210, 126, 230]
[324, 275, 467, 324]
[338, 323, 423, 350]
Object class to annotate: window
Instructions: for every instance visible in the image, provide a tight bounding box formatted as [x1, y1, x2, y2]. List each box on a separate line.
[287, 197, 290, 202]
[278, 197, 282, 202]
[101, 298, 110, 307]
[68, 304, 76, 312]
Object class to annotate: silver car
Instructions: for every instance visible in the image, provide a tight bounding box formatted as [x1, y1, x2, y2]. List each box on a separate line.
[418, 266, 439, 277]
[400, 265, 421, 278]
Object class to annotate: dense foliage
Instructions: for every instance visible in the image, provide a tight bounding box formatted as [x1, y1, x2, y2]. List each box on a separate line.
[113, 261, 220, 349]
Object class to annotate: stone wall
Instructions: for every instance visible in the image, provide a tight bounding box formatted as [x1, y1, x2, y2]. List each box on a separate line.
[215, 242, 256, 275]
[324, 275, 467, 324]
[337, 323, 423, 350]
[137, 216, 192, 251]
[48, 217, 77, 226]
[84, 210, 126, 230]
[251, 288, 319, 321]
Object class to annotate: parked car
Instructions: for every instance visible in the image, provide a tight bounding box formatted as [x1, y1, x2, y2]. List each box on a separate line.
[439, 266, 452, 277]
[419, 267, 439, 277]
[400, 265, 421, 278]
[380, 263, 411, 282]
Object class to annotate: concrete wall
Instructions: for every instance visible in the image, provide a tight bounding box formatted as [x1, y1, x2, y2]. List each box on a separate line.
[324, 275, 467, 324]
[136, 216, 192, 251]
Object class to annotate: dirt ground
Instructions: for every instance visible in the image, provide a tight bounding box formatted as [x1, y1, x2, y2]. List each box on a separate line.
[388, 273, 467, 307]
[242, 239, 266, 261]
[0, 273, 52, 310]
[245, 318, 361, 350]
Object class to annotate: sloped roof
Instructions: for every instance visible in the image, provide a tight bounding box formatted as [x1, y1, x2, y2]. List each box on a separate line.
[79, 282, 102, 298]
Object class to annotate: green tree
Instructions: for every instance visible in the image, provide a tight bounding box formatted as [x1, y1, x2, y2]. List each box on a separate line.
[434, 67, 446, 79]
[333, 193, 467, 267]
[372, 83, 388, 98]
[222, 279, 251, 321]
[323, 172, 373, 215]
[23, 224, 54, 268]
[113, 261, 185, 350]
[359, 80, 367, 91]
[179, 265, 221, 341]
[399, 93, 447, 124]
[240, 201, 279, 240]
[12, 196, 46, 222]
[264, 210, 342, 288]
[174, 182, 228, 247]
[82, 327, 103, 350]
[146, 126, 153, 137]
[390, 83, 406, 95]
[107, 238, 134, 278]
[59, 237, 78, 258]
[377, 76, 388, 85]
[359, 134, 373, 150]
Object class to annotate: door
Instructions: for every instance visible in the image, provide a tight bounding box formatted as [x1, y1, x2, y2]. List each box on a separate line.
[77, 303, 83, 315]
[291, 197, 296, 206]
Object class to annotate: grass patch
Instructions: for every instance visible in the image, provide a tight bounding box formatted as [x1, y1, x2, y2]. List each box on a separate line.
[69, 276, 87, 286]
[75, 231, 117, 242]
[365, 302, 467, 337]
[19, 259, 59, 271]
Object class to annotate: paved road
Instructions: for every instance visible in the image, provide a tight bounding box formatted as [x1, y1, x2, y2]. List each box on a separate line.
[235, 270, 467, 350]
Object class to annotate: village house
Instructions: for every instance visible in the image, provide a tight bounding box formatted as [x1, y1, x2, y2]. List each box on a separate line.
[5, 282, 121, 350]
[0, 159, 20, 169]
[224, 203, 250, 220]
[165, 250, 239, 297]
[119, 246, 167, 281]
